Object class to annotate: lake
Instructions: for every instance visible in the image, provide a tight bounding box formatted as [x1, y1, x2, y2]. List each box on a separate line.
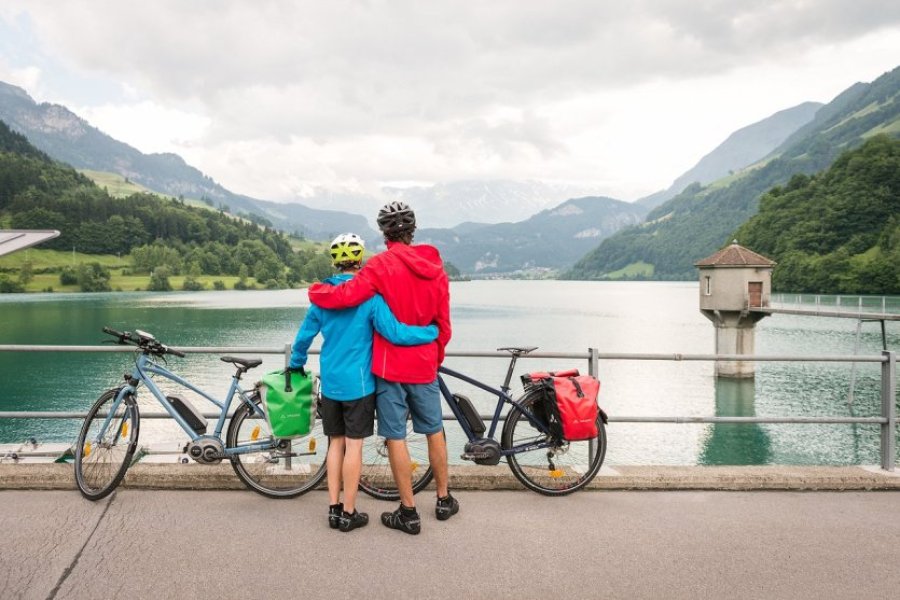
[1, 281, 897, 465]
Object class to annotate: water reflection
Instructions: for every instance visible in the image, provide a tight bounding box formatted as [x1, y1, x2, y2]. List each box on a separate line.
[699, 378, 772, 465]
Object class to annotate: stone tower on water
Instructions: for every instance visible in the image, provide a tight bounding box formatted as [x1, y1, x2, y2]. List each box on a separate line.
[695, 242, 776, 378]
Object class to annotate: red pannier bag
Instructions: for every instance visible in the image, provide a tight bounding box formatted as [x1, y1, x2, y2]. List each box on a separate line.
[522, 369, 601, 441]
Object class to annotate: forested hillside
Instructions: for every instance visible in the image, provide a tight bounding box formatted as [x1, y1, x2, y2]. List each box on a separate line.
[0, 120, 334, 292]
[0, 81, 375, 242]
[735, 135, 899, 294]
[567, 65, 900, 281]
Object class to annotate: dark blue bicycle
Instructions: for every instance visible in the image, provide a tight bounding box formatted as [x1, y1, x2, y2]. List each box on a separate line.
[359, 347, 608, 497]
[74, 327, 327, 500]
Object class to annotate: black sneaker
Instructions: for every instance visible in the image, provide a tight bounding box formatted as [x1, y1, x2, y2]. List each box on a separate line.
[381, 504, 421, 535]
[328, 503, 343, 530]
[339, 510, 369, 532]
[436, 494, 460, 521]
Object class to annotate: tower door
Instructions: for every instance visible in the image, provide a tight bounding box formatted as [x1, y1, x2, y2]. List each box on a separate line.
[748, 282, 763, 307]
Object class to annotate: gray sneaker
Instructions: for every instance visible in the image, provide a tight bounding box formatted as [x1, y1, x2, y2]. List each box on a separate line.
[381, 504, 421, 535]
[435, 494, 460, 521]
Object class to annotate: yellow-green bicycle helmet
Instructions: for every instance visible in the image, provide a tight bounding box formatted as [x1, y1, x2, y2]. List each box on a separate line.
[329, 233, 365, 266]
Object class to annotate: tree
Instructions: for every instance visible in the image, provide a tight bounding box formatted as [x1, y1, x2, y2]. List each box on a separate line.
[148, 266, 173, 292]
[77, 263, 111, 292]
[19, 259, 34, 285]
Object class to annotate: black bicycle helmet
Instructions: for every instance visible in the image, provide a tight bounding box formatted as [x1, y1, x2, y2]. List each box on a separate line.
[376, 201, 416, 235]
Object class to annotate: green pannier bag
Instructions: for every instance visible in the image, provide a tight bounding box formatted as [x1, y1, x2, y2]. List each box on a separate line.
[259, 369, 315, 439]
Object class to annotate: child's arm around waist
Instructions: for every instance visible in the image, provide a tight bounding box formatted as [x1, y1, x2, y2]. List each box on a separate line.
[370, 294, 438, 345]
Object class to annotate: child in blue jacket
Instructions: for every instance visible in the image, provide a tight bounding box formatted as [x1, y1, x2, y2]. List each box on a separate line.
[290, 233, 437, 532]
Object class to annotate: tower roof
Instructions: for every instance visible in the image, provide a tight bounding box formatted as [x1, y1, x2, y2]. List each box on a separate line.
[694, 241, 776, 268]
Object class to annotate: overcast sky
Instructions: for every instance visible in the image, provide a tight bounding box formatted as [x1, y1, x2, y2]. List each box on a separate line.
[1, 1, 899, 202]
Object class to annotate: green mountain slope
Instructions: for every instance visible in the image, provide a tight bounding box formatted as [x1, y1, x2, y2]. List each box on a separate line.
[568, 65, 900, 280]
[0, 81, 375, 242]
[735, 135, 899, 294]
[636, 102, 822, 210]
[416, 196, 646, 274]
[0, 120, 333, 290]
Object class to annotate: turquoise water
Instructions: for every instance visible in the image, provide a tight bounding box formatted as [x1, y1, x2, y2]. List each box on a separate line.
[0, 281, 897, 465]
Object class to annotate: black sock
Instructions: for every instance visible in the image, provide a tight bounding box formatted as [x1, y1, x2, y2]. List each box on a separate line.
[330, 503, 342, 511]
[400, 504, 417, 515]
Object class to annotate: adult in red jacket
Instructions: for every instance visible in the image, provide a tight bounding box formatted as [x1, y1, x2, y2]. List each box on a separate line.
[308, 202, 457, 534]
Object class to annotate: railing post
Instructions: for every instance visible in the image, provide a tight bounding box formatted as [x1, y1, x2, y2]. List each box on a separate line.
[284, 343, 291, 370]
[881, 350, 896, 471]
[588, 348, 599, 378]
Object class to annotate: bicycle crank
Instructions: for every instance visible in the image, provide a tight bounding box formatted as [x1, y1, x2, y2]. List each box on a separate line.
[184, 436, 225, 464]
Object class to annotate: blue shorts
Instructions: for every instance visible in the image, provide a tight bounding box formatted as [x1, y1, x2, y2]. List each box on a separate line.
[375, 377, 442, 439]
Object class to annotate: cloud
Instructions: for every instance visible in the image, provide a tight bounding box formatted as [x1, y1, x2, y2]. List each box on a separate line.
[3, 1, 900, 200]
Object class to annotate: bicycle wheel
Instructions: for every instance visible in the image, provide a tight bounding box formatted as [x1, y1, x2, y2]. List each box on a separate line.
[227, 392, 327, 498]
[502, 389, 606, 496]
[359, 422, 435, 500]
[74, 388, 140, 501]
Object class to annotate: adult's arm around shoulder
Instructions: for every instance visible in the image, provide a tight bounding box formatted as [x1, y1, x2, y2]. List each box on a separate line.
[307, 268, 378, 309]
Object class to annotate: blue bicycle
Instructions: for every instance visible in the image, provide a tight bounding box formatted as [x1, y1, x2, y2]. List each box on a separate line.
[74, 327, 327, 500]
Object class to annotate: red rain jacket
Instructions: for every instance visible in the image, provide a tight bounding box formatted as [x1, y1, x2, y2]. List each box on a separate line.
[307, 242, 451, 384]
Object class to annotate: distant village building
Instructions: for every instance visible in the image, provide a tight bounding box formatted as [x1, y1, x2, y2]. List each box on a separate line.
[695, 241, 776, 378]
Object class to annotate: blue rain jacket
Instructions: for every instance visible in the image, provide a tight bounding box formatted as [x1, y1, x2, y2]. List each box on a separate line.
[290, 274, 438, 400]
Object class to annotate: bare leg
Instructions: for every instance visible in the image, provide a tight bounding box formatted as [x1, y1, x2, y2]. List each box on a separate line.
[326, 436, 345, 506]
[342, 437, 363, 513]
[386, 439, 415, 508]
[427, 430, 449, 497]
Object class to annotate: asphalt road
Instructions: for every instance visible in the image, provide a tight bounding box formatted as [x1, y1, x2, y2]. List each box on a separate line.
[2, 489, 899, 599]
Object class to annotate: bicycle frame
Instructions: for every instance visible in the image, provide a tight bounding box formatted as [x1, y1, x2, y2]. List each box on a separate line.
[437, 365, 558, 457]
[98, 352, 273, 457]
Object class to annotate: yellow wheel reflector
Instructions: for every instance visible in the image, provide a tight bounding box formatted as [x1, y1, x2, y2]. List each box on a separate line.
[250, 425, 261, 441]
[549, 469, 564, 478]
[120, 423, 129, 438]
[83, 442, 92, 458]
[410, 461, 419, 473]
[308, 438, 317, 452]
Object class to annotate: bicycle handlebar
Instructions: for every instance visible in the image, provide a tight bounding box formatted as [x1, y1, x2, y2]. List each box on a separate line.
[102, 326, 185, 358]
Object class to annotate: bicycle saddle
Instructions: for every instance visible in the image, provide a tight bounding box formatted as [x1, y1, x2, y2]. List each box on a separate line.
[497, 346, 538, 356]
[220, 356, 263, 369]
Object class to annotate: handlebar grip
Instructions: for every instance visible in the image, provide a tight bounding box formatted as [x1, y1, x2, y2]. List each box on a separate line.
[167, 347, 186, 358]
[102, 326, 124, 337]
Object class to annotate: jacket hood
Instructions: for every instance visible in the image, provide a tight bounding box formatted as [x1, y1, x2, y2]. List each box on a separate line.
[387, 242, 444, 279]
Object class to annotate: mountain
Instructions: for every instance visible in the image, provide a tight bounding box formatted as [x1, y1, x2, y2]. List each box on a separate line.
[0, 81, 375, 242]
[636, 102, 822, 210]
[385, 180, 609, 229]
[568, 65, 900, 281]
[415, 196, 646, 274]
[734, 135, 899, 294]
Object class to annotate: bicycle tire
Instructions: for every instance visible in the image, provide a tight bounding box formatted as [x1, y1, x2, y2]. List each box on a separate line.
[227, 391, 327, 498]
[501, 389, 606, 496]
[74, 388, 140, 501]
[359, 424, 435, 501]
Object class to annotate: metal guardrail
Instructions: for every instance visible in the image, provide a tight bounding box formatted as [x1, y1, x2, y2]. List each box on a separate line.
[0, 345, 897, 470]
